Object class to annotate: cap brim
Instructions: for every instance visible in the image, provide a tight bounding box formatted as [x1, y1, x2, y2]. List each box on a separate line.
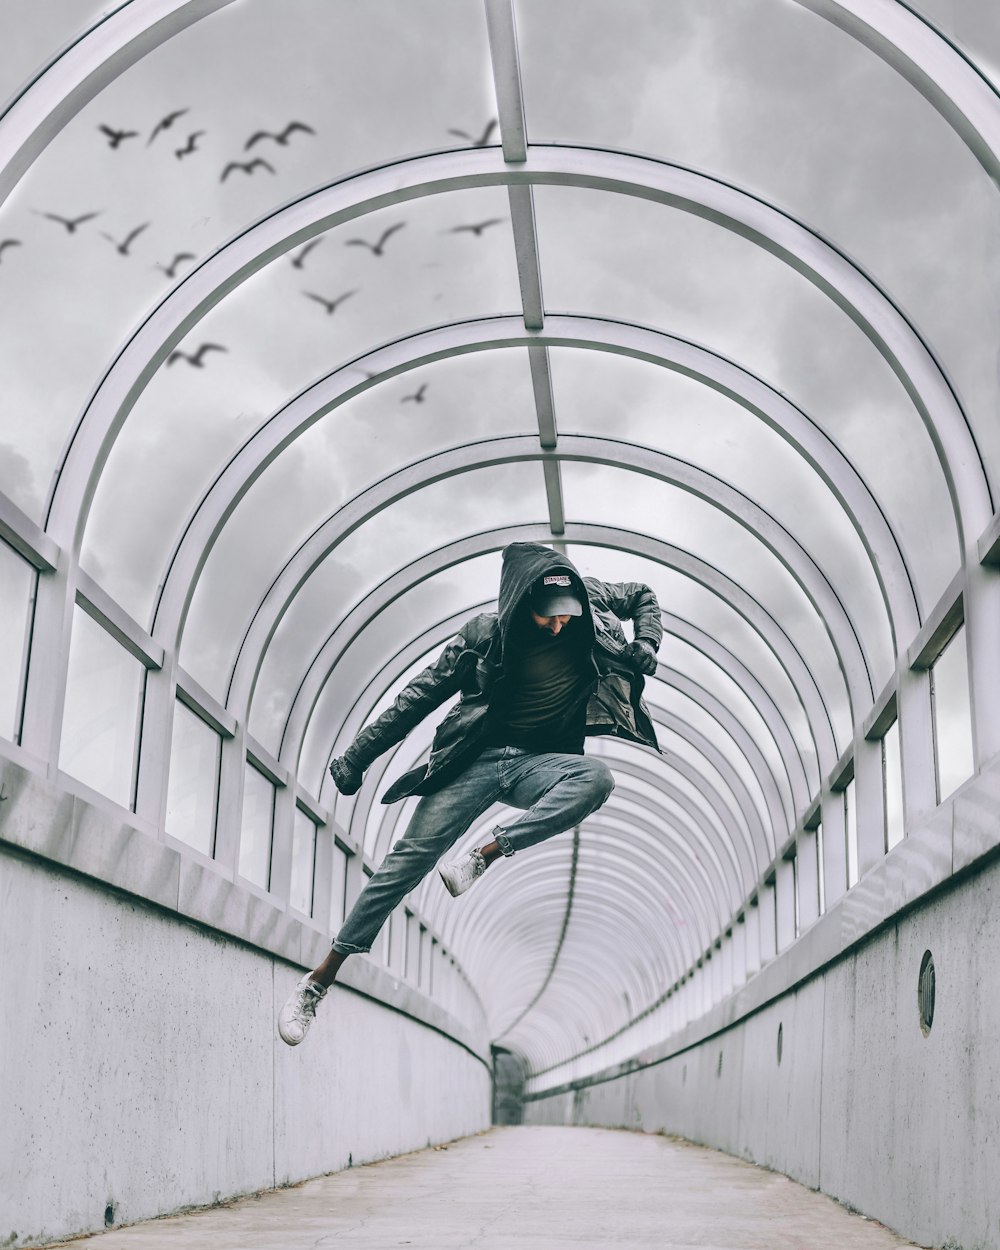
[532, 593, 583, 617]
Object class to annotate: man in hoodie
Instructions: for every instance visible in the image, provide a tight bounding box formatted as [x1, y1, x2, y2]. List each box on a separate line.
[278, 542, 662, 1045]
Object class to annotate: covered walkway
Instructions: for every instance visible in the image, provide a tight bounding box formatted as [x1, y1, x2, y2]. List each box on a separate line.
[2, 3, 999, 1249]
[62, 1127, 917, 1250]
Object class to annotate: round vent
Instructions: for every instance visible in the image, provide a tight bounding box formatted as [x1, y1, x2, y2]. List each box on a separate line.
[918, 950, 935, 1037]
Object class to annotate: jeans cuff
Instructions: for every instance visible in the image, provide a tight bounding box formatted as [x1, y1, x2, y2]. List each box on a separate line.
[331, 939, 370, 956]
[493, 827, 515, 858]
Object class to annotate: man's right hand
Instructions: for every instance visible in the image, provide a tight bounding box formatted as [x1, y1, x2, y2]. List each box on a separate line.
[329, 755, 363, 795]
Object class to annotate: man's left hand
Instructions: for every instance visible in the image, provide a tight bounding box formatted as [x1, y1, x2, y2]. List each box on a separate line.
[624, 639, 658, 676]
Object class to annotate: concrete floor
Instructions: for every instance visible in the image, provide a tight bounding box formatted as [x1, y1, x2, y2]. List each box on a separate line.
[61, 1126, 920, 1250]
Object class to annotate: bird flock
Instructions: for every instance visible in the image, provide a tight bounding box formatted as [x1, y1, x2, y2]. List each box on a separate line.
[1, 111, 505, 406]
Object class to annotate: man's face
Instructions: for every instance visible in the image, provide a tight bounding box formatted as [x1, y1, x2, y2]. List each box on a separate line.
[530, 610, 573, 636]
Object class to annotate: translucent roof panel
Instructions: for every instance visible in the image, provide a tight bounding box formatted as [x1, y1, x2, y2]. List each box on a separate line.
[551, 348, 896, 684]
[183, 459, 546, 707]
[83, 340, 531, 625]
[0, 0, 497, 521]
[906, 1, 1000, 91]
[516, 0, 1000, 481]
[534, 187, 961, 608]
[564, 544, 819, 770]
[0, 1, 107, 103]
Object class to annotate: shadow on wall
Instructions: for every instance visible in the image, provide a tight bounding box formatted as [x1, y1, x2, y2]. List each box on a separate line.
[493, 1047, 526, 1125]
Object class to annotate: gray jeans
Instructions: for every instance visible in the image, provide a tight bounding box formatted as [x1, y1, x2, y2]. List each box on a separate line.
[332, 746, 615, 955]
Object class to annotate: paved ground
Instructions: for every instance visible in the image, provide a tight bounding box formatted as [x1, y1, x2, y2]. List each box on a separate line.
[61, 1126, 920, 1249]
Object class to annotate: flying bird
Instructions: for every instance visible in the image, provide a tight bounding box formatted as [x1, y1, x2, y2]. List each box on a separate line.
[447, 218, 505, 238]
[156, 251, 196, 279]
[220, 157, 275, 182]
[34, 210, 100, 234]
[304, 289, 358, 315]
[98, 124, 139, 149]
[0, 239, 22, 262]
[167, 343, 227, 368]
[245, 121, 315, 149]
[401, 384, 428, 404]
[345, 222, 405, 257]
[290, 239, 322, 269]
[101, 222, 150, 256]
[148, 108, 189, 145]
[175, 131, 204, 159]
[447, 118, 498, 147]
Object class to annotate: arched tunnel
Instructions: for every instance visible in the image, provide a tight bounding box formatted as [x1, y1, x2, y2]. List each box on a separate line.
[2, 3, 999, 1247]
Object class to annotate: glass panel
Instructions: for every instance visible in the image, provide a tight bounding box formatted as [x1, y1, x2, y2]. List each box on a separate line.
[165, 701, 219, 856]
[535, 188, 961, 616]
[0, 542, 34, 743]
[238, 462, 544, 752]
[302, 555, 502, 795]
[1, 2, 112, 103]
[883, 719, 905, 851]
[560, 462, 853, 754]
[551, 348, 896, 689]
[816, 821, 825, 915]
[565, 542, 821, 785]
[82, 204, 523, 623]
[59, 608, 143, 807]
[329, 841, 349, 932]
[290, 806, 317, 916]
[239, 762, 274, 889]
[933, 626, 975, 802]
[845, 781, 858, 888]
[905, 2, 1000, 92]
[5, 0, 497, 525]
[517, 0, 1000, 487]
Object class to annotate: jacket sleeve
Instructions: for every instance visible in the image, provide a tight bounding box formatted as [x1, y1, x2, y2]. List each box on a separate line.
[342, 632, 472, 771]
[593, 580, 663, 651]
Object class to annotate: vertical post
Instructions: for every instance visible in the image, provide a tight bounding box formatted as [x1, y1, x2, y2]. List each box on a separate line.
[758, 879, 777, 964]
[795, 826, 820, 931]
[853, 735, 885, 877]
[821, 785, 849, 906]
[133, 655, 179, 834]
[269, 782, 297, 905]
[775, 856, 797, 952]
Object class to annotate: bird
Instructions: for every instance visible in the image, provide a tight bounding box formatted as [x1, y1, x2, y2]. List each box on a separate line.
[0, 239, 22, 263]
[101, 222, 150, 256]
[244, 121, 315, 150]
[34, 210, 100, 234]
[447, 119, 498, 147]
[345, 222, 405, 257]
[304, 289, 358, 315]
[148, 108, 189, 145]
[220, 157, 275, 182]
[401, 384, 428, 404]
[98, 124, 139, 149]
[290, 239, 322, 269]
[167, 343, 227, 367]
[156, 251, 196, 279]
[447, 218, 505, 238]
[175, 131, 204, 159]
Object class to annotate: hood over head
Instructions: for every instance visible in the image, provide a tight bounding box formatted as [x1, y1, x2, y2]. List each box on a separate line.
[497, 542, 594, 651]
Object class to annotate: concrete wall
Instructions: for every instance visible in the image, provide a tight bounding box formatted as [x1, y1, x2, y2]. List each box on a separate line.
[524, 848, 1000, 1250]
[0, 764, 492, 1248]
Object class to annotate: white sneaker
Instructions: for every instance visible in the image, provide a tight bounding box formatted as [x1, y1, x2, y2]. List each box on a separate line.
[438, 848, 488, 897]
[278, 975, 327, 1046]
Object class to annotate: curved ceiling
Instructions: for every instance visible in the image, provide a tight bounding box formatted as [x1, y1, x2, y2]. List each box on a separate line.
[2, 0, 1000, 1081]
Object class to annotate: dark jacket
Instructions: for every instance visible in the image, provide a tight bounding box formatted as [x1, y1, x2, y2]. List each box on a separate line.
[344, 542, 663, 804]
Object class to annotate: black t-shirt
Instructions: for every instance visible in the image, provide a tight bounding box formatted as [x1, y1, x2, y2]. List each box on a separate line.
[484, 620, 592, 754]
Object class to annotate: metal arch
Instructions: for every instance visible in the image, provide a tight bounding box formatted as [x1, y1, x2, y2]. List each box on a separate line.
[292, 522, 839, 806]
[658, 667, 793, 837]
[149, 315, 920, 658]
[40, 148, 990, 553]
[228, 437, 872, 731]
[434, 842, 707, 1007]
[662, 611, 815, 804]
[326, 598, 807, 870]
[4, 0, 999, 211]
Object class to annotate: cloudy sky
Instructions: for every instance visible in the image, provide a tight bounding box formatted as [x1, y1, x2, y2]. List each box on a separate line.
[2, 0, 997, 810]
